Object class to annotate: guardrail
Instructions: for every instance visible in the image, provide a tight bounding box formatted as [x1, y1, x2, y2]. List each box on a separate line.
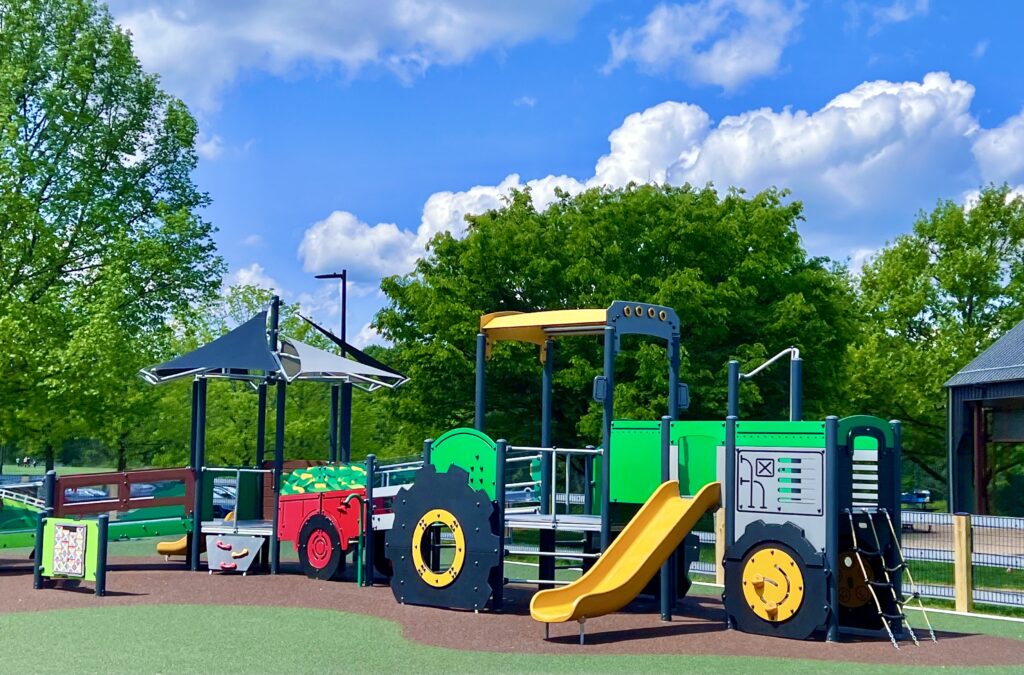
[0, 486, 44, 510]
[54, 468, 195, 517]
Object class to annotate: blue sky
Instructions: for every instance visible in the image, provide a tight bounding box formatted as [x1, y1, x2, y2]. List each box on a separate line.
[107, 1, 1024, 344]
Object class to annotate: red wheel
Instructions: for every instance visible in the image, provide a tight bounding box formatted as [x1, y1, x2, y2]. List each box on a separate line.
[298, 514, 345, 580]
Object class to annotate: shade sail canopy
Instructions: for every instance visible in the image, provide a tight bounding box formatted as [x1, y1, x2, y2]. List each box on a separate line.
[301, 315, 406, 379]
[278, 336, 407, 391]
[141, 309, 408, 390]
[140, 311, 280, 384]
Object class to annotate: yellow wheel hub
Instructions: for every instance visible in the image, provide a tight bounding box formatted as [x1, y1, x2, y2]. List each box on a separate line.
[741, 547, 805, 622]
[410, 508, 466, 588]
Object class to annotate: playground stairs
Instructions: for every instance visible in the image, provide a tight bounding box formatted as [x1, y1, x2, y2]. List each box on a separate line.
[847, 509, 937, 649]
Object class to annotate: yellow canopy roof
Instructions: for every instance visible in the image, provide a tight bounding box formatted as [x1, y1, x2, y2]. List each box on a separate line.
[479, 308, 607, 360]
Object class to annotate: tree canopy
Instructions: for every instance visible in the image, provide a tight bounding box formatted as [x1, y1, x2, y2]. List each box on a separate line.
[373, 184, 859, 454]
[0, 0, 223, 460]
[847, 184, 1024, 499]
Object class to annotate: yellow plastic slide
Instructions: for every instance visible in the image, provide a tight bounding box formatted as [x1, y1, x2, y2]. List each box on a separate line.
[156, 536, 188, 558]
[530, 480, 721, 625]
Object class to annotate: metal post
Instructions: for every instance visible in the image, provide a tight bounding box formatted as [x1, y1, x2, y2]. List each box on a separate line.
[660, 415, 673, 621]
[96, 515, 109, 597]
[583, 448, 594, 515]
[724, 416, 737, 548]
[270, 379, 286, 574]
[329, 385, 339, 462]
[727, 360, 740, 418]
[600, 327, 615, 551]
[33, 507, 50, 589]
[422, 438, 433, 465]
[541, 339, 554, 515]
[189, 378, 199, 468]
[668, 334, 680, 418]
[341, 383, 353, 463]
[364, 454, 376, 586]
[890, 419, 904, 603]
[43, 469, 56, 511]
[825, 415, 840, 642]
[256, 381, 267, 516]
[790, 357, 803, 422]
[494, 439, 507, 611]
[190, 377, 207, 571]
[474, 333, 486, 432]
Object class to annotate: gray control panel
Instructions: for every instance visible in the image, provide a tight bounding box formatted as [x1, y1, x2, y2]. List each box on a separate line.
[731, 446, 827, 552]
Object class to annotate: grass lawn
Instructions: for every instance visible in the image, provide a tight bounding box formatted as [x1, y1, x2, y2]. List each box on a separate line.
[1, 603, 1022, 675]
[2, 464, 115, 478]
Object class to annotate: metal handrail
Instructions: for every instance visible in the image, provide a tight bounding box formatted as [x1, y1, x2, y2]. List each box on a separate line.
[741, 346, 799, 379]
[508, 445, 603, 455]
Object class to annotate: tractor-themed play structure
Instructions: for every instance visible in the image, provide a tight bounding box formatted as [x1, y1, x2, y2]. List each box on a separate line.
[4, 297, 936, 649]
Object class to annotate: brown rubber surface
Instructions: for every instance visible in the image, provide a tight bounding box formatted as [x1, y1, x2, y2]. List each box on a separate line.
[2, 559, 1024, 667]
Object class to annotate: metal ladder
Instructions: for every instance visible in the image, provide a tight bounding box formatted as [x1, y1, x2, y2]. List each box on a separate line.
[846, 509, 934, 649]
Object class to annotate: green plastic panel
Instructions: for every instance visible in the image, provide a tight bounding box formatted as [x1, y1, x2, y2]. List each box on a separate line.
[429, 428, 497, 499]
[608, 419, 831, 505]
[41, 517, 100, 581]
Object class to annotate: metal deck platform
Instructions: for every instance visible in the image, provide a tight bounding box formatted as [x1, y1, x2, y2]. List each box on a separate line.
[201, 519, 274, 536]
[504, 513, 613, 533]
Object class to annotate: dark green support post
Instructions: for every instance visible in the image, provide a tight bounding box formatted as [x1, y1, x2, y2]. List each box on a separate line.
[271, 379, 286, 574]
[33, 507, 50, 589]
[668, 334, 680, 417]
[96, 515, 109, 597]
[474, 333, 486, 432]
[43, 469, 56, 511]
[364, 454, 376, 586]
[600, 327, 615, 551]
[724, 416, 737, 549]
[540, 338, 554, 515]
[790, 357, 803, 421]
[189, 378, 200, 468]
[256, 381, 267, 516]
[191, 377, 207, 571]
[494, 439, 507, 611]
[825, 415, 840, 642]
[727, 360, 740, 418]
[329, 385, 339, 462]
[660, 415, 673, 621]
[341, 382, 353, 462]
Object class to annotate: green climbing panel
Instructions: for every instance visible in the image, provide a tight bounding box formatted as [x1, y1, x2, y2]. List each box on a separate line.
[429, 428, 497, 500]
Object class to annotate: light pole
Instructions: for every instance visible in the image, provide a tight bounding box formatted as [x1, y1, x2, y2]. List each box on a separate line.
[315, 270, 351, 463]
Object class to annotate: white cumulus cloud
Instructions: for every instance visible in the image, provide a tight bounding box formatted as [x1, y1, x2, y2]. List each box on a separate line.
[299, 211, 418, 279]
[972, 109, 1024, 184]
[110, 0, 595, 109]
[231, 263, 281, 293]
[604, 0, 804, 90]
[299, 71, 1024, 286]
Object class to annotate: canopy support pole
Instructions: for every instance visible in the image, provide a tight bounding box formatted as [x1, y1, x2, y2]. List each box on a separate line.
[190, 377, 208, 571]
[341, 382, 353, 463]
[271, 380, 286, 574]
[329, 385, 339, 462]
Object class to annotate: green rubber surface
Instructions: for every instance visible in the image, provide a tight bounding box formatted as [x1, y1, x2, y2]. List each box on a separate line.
[429, 428, 497, 499]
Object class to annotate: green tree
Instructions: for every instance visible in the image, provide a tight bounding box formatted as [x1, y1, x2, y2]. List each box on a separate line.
[373, 184, 859, 455]
[0, 0, 223, 465]
[848, 184, 1024, 503]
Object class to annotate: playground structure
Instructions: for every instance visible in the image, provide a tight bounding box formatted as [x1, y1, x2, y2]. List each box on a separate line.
[5, 296, 936, 651]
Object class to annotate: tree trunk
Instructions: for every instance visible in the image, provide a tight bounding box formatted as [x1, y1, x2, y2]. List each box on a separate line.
[44, 443, 54, 472]
[117, 439, 128, 472]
